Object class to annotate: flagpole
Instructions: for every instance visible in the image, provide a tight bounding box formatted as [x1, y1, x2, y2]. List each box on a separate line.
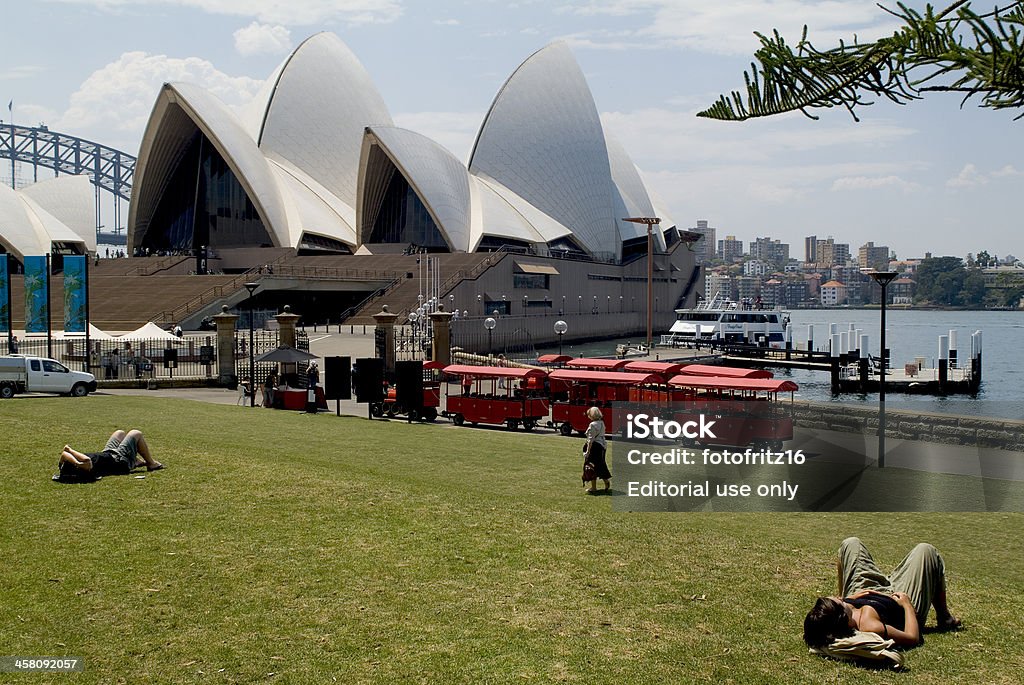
[4, 254, 11, 352]
[45, 254, 53, 359]
[84, 257, 91, 372]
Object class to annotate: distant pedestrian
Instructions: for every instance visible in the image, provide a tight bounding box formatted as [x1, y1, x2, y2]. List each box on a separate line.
[9, 336, 18, 354]
[582, 406, 611, 494]
[173, 323, 183, 338]
[304, 361, 320, 413]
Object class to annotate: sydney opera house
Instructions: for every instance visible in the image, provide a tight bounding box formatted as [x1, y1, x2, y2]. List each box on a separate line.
[2, 33, 699, 338]
[127, 33, 682, 263]
[0, 175, 95, 263]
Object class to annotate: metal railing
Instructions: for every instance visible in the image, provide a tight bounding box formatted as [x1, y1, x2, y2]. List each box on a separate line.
[5, 336, 219, 381]
[233, 330, 309, 388]
[151, 268, 263, 324]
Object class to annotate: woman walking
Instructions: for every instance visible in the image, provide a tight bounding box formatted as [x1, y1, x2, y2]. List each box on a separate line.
[582, 406, 611, 494]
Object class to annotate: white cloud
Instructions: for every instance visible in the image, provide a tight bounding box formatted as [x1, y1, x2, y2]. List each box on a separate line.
[599, 107, 917, 167]
[991, 164, 1023, 178]
[0, 65, 48, 80]
[233, 22, 292, 56]
[946, 163, 987, 188]
[44, 0, 403, 25]
[830, 175, 920, 193]
[561, 0, 901, 55]
[433, 18, 460, 26]
[55, 51, 263, 151]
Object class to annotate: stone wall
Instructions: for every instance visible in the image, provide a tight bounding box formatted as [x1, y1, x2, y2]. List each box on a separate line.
[792, 401, 1024, 451]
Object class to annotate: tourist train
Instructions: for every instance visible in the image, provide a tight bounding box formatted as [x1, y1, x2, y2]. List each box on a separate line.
[371, 356, 797, 450]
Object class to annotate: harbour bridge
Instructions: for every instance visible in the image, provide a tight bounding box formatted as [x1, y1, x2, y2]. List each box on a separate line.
[0, 123, 135, 246]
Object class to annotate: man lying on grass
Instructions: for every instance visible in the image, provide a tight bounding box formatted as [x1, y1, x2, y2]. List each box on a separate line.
[804, 537, 961, 651]
[54, 429, 163, 483]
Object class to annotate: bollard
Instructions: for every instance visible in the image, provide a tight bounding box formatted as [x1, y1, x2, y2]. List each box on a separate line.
[830, 333, 841, 393]
[859, 333, 870, 392]
[938, 334, 949, 392]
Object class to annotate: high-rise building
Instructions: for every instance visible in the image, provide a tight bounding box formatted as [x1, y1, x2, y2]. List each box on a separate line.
[750, 236, 789, 266]
[704, 270, 733, 301]
[805, 235, 817, 264]
[690, 220, 716, 264]
[858, 242, 890, 271]
[718, 235, 743, 262]
[815, 238, 850, 267]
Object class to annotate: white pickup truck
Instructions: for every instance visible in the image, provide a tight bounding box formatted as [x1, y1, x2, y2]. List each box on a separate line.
[0, 355, 98, 398]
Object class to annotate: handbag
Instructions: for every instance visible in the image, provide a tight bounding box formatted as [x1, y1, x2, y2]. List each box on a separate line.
[582, 460, 596, 482]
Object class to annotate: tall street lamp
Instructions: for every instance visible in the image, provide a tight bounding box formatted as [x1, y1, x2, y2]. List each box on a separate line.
[484, 316, 497, 356]
[243, 282, 259, 408]
[623, 217, 661, 352]
[554, 320, 568, 356]
[867, 270, 897, 467]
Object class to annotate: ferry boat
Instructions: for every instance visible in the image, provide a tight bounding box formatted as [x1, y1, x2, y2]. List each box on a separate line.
[661, 294, 790, 349]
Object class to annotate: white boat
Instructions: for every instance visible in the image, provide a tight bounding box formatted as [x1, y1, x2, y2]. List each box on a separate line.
[615, 342, 648, 358]
[661, 293, 790, 349]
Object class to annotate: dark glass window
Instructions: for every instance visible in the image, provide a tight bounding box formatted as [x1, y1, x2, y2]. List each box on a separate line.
[142, 132, 271, 253]
[513, 274, 548, 289]
[621, 236, 649, 263]
[367, 173, 447, 249]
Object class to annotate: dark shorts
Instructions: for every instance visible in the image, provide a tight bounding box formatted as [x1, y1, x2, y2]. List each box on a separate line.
[93, 433, 140, 476]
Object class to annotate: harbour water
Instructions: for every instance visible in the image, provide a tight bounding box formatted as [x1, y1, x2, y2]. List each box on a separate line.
[541, 309, 1024, 420]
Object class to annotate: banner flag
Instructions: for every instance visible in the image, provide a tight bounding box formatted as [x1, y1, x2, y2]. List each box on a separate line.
[0, 257, 9, 333]
[23, 256, 49, 334]
[63, 255, 87, 333]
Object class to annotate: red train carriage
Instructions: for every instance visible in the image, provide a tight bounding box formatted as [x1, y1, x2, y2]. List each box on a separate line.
[674, 364, 774, 379]
[536, 354, 573, 367]
[547, 369, 661, 436]
[442, 365, 549, 430]
[622, 360, 688, 381]
[376, 361, 445, 421]
[565, 357, 631, 371]
[666, 375, 798, 449]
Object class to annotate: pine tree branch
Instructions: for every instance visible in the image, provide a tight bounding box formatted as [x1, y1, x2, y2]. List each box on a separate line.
[698, 1, 1024, 121]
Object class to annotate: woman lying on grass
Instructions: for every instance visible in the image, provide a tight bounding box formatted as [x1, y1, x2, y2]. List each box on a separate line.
[804, 537, 962, 650]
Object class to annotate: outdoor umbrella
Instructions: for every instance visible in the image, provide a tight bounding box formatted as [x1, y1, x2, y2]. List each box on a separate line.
[253, 345, 318, 364]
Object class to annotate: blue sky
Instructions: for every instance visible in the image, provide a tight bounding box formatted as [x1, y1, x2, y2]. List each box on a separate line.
[2, 0, 1021, 260]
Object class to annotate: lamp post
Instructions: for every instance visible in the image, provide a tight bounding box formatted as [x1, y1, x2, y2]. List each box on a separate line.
[484, 316, 496, 356]
[477, 294, 482, 316]
[868, 271, 897, 468]
[554, 320, 568, 356]
[523, 295, 529, 316]
[243, 282, 259, 407]
[623, 217, 661, 352]
[416, 306, 426, 348]
[409, 311, 419, 355]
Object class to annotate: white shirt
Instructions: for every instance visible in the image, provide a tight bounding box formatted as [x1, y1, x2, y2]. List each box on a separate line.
[586, 419, 606, 449]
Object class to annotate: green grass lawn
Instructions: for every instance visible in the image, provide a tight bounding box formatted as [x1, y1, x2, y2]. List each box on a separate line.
[1, 396, 1022, 684]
